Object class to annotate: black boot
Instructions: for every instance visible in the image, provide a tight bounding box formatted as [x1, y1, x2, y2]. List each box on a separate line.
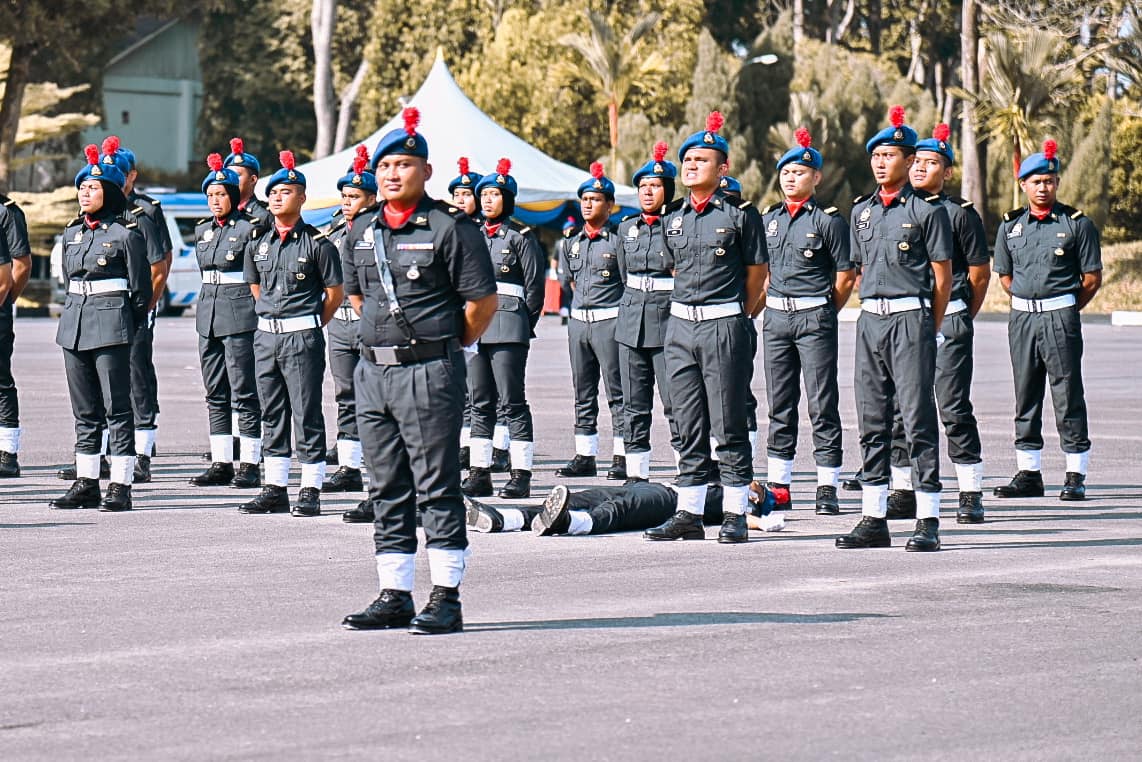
[624, 476, 648, 486]
[133, 455, 151, 484]
[342, 499, 375, 524]
[58, 456, 110, 481]
[905, 517, 941, 552]
[459, 446, 470, 470]
[239, 485, 289, 514]
[293, 487, 321, 517]
[465, 496, 504, 533]
[231, 462, 261, 489]
[718, 513, 748, 544]
[342, 589, 415, 630]
[993, 470, 1044, 498]
[532, 484, 571, 536]
[461, 467, 493, 498]
[835, 516, 891, 549]
[409, 585, 463, 635]
[0, 450, 19, 478]
[885, 489, 917, 520]
[498, 469, 531, 499]
[644, 511, 705, 541]
[607, 455, 627, 481]
[49, 478, 102, 509]
[842, 471, 863, 491]
[99, 482, 133, 512]
[322, 466, 364, 493]
[189, 462, 234, 486]
[815, 485, 840, 515]
[490, 447, 511, 473]
[957, 492, 985, 524]
[1060, 472, 1086, 501]
[767, 482, 792, 511]
[325, 446, 339, 465]
[556, 454, 596, 477]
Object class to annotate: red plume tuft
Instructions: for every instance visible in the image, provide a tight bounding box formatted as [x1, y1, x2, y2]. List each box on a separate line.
[207, 153, 223, 171]
[590, 161, 605, 179]
[458, 156, 469, 175]
[101, 135, 120, 157]
[402, 107, 420, 136]
[279, 150, 295, 171]
[566, 216, 576, 224]
[1043, 139, 1058, 160]
[889, 105, 906, 128]
[706, 111, 724, 133]
[230, 137, 244, 155]
[794, 127, 812, 148]
[932, 123, 951, 142]
[496, 157, 511, 175]
[353, 145, 368, 176]
[652, 141, 668, 162]
[84, 144, 100, 166]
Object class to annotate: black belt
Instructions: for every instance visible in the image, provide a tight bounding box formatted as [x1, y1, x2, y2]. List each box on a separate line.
[360, 338, 459, 366]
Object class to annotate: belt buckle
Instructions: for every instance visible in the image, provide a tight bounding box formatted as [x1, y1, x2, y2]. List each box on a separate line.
[640, 275, 654, 291]
[269, 318, 282, 333]
[783, 297, 796, 312]
[79, 281, 94, 296]
[375, 346, 399, 365]
[1030, 299, 1041, 313]
[686, 305, 700, 321]
[877, 298, 890, 316]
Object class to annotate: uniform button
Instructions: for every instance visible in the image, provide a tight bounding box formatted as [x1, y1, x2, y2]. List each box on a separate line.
[898, 242, 910, 251]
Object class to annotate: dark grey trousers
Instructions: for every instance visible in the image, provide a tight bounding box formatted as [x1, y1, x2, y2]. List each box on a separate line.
[254, 328, 327, 463]
[63, 344, 134, 455]
[763, 304, 842, 467]
[1007, 308, 1090, 453]
[130, 311, 159, 429]
[665, 314, 754, 487]
[327, 316, 361, 441]
[467, 342, 532, 442]
[0, 307, 16, 428]
[356, 351, 468, 554]
[618, 344, 678, 454]
[854, 309, 941, 491]
[569, 482, 726, 534]
[198, 331, 260, 437]
[567, 317, 624, 438]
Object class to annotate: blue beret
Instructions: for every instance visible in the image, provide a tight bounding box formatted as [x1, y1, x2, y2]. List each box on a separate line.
[1018, 140, 1060, 179]
[448, 157, 482, 194]
[265, 151, 306, 193]
[475, 159, 518, 199]
[224, 138, 261, 174]
[115, 147, 136, 172]
[678, 112, 730, 161]
[201, 167, 240, 195]
[338, 146, 378, 193]
[371, 107, 428, 168]
[718, 176, 742, 194]
[866, 106, 918, 153]
[75, 145, 127, 190]
[578, 162, 615, 199]
[632, 141, 677, 186]
[915, 124, 955, 165]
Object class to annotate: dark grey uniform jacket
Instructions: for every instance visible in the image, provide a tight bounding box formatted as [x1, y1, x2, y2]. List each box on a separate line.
[760, 198, 852, 298]
[850, 185, 952, 299]
[557, 224, 623, 309]
[481, 220, 544, 345]
[615, 212, 673, 348]
[992, 203, 1102, 299]
[194, 211, 262, 336]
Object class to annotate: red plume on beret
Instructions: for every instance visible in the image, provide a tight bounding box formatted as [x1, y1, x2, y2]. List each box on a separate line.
[706, 111, 725, 133]
[590, 161, 605, 179]
[1043, 139, 1058, 160]
[101, 135, 120, 157]
[84, 144, 100, 166]
[795, 127, 812, 148]
[652, 141, 668, 162]
[496, 157, 511, 175]
[932, 123, 951, 142]
[279, 150, 295, 170]
[458, 156, 469, 175]
[353, 144, 369, 175]
[207, 153, 223, 171]
[402, 107, 420, 136]
[230, 137, 244, 155]
[889, 105, 906, 128]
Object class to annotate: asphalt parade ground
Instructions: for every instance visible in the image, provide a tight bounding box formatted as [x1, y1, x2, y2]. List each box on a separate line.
[2, 313, 1141, 760]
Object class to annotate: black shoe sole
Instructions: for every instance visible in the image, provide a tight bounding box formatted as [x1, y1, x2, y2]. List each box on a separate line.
[957, 514, 985, 524]
[815, 506, 840, 515]
[409, 620, 463, 635]
[835, 537, 892, 549]
[341, 616, 414, 630]
[1059, 493, 1086, 501]
[533, 485, 569, 536]
[99, 504, 133, 512]
[555, 470, 597, 478]
[342, 512, 374, 524]
[905, 540, 941, 552]
[717, 534, 748, 544]
[231, 480, 261, 489]
[321, 481, 364, 493]
[992, 489, 1044, 498]
[644, 528, 705, 541]
[497, 488, 530, 499]
[291, 508, 321, 517]
[239, 506, 289, 514]
[50, 500, 101, 510]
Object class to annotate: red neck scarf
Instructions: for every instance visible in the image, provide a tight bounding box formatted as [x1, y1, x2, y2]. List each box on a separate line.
[878, 188, 900, 207]
[583, 222, 604, 240]
[214, 216, 228, 227]
[689, 192, 713, 214]
[484, 221, 502, 238]
[784, 197, 809, 218]
[1029, 205, 1052, 221]
[274, 222, 293, 242]
[383, 201, 416, 229]
[641, 213, 660, 226]
[84, 214, 100, 230]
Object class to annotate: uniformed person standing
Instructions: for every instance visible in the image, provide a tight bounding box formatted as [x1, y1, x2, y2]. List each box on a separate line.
[835, 107, 953, 552]
[224, 137, 273, 230]
[461, 158, 544, 500]
[556, 162, 627, 481]
[187, 153, 263, 489]
[50, 139, 152, 511]
[615, 141, 681, 482]
[322, 145, 377, 506]
[643, 112, 767, 544]
[992, 139, 1101, 501]
[448, 156, 482, 471]
[884, 124, 991, 523]
[0, 188, 31, 477]
[240, 151, 343, 517]
[340, 108, 497, 635]
[760, 128, 855, 516]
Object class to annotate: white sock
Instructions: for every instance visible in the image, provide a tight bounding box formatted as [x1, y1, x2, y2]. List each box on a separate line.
[134, 428, 156, 458]
[757, 512, 785, 532]
[500, 508, 525, 532]
[459, 426, 471, 448]
[613, 436, 625, 457]
[300, 461, 326, 490]
[955, 462, 984, 493]
[890, 465, 913, 491]
[509, 440, 534, 471]
[1065, 450, 1090, 475]
[75, 452, 101, 480]
[574, 434, 598, 457]
[1015, 449, 1042, 472]
[100, 430, 110, 455]
[264, 456, 291, 487]
[625, 451, 650, 479]
[709, 436, 720, 462]
[673, 449, 682, 472]
[862, 484, 889, 518]
[376, 552, 415, 592]
[210, 434, 232, 464]
[567, 510, 594, 535]
[767, 457, 794, 485]
[337, 439, 363, 470]
[469, 438, 494, 468]
[749, 430, 758, 460]
[108, 455, 135, 485]
[493, 425, 510, 450]
[817, 465, 841, 488]
[0, 426, 21, 453]
[239, 436, 262, 465]
[427, 547, 471, 588]
[915, 490, 941, 519]
[721, 484, 749, 515]
[675, 484, 708, 516]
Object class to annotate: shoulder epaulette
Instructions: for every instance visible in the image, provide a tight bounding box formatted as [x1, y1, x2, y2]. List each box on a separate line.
[1059, 204, 1085, 219]
[1003, 207, 1025, 222]
[2, 196, 14, 207]
[196, 217, 209, 225]
[663, 198, 685, 213]
[125, 221, 139, 230]
[132, 206, 145, 215]
[245, 212, 260, 223]
[312, 229, 328, 241]
[66, 215, 83, 227]
[507, 219, 531, 235]
[946, 195, 973, 208]
[435, 199, 463, 216]
[737, 200, 753, 210]
[762, 202, 781, 215]
[924, 194, 941, 203]
[563, 226, 577, 238]
[621, 212, 638, 222]
[149, 198, 161, 207]
[853, 193, 873, 205]
[822, 206, 840, 216]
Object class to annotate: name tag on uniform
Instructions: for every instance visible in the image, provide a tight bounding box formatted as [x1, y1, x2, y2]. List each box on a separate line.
[766, 220, 778, 237]
[354, 240, 374, 249]
[900, 223, 913, 228]
[805, 232, 818, 239]
[396, 243, 434, 251]
[1007, 223, 1023, 238]
[716, 228, 728, 234]
[1057, 232, 1066, 238]
[856, 207, 872, 230]
[102, 242, 113, 248]
[665, 228, 683, 237]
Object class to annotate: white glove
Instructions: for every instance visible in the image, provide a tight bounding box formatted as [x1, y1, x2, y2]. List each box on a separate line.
[935, 332, 946, 348]
[462, 341, 479, 355]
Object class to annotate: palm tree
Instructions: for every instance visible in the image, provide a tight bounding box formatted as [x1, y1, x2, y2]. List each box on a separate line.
[557, 10, 667, 172]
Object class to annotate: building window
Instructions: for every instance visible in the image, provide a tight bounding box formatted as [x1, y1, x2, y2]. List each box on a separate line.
[121, 110, 130, 125]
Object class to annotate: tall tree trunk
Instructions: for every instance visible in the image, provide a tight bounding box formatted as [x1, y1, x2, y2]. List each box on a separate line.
[868, 0, 882, 55]
[835, 0, 856, 43]
[793, 0, 805, 45]
[0, 41, 33, 193]
[333, 58, 370, 154]
[608, 98, 618, 173]
[958, 0, 986, 225]
[311, 0, 337, 159]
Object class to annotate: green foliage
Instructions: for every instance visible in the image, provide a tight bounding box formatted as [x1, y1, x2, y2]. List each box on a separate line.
[1061, 98, 1112, 230]
[1106, 111, 1142, 243]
